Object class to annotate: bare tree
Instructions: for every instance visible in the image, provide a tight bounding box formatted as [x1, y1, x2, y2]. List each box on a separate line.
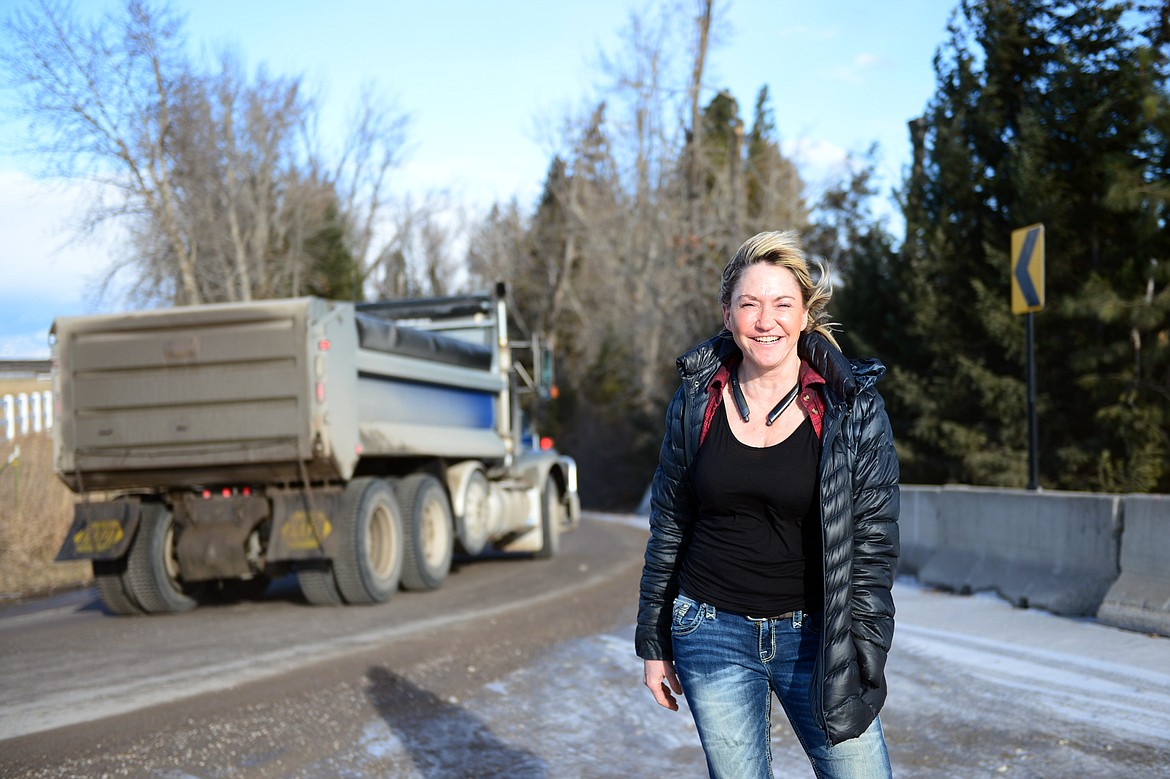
[2, 0, 201, 302]
[161, 52, 310, 302]
[367, 190, 464, 299]
[468, 0, 808, 452]
[593, 0, 725, 414]
[2, 0, 411, 307]
[466, 200, 529, 289]
[466, 1, 712, 422]
[320, 81, 410, 293]
[685, 0, 714, 230]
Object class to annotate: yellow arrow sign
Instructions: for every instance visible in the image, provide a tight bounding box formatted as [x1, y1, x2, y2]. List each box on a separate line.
[1011, 224, 1045, 314]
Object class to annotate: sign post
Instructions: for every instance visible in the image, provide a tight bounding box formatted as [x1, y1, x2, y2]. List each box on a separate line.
[1011, 224, 1044, 490]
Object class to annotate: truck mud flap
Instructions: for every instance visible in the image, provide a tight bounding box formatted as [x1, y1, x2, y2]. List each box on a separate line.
[55, 498, 142, 561]
[267, 488, 344, 562]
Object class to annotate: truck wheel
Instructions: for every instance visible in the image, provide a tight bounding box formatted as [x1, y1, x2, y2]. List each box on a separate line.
[296, 563, 343, 606]
[92, 559, 144, 615]
[297, 561, 341, 603]
[124, 503, 198, 614]
[456, 469, 490, 556]
[536, 477, 562, 559]
[333, 478, 404, 604]
[398, 474, 455, 591]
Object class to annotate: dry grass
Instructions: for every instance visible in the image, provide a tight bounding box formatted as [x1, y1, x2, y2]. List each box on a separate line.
[1, 378, 92, 599]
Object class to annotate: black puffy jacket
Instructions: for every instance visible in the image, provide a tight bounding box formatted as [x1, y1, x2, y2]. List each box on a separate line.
[636, 330, 900, 745]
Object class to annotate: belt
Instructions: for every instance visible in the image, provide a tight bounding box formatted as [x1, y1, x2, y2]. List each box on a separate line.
[746, 611, 795, 622]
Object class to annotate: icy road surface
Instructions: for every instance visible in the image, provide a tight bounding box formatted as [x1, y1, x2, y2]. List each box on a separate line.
[3, 513, 1168, 778]
[305, 516, 1170, 778]
[229, 583, 1170, 778]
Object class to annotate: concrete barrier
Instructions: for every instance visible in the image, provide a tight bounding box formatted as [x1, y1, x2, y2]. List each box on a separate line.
[641, 479, 1167, 635]
[896, 486, 941, 576]
[1097, 494, 1170, 636]
[914, 486, 1122, 617]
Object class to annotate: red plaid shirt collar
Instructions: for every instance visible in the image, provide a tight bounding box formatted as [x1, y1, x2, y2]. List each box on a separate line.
[700, 358, 827, 445]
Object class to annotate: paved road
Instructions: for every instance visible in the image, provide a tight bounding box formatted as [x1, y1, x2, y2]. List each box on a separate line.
[2, 513, 1169, 778]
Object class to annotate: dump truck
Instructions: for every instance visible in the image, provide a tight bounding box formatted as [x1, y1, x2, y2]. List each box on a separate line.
[52, 284, 580, 614]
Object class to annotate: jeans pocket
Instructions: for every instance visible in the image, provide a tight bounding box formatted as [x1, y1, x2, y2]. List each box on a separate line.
[671, 594, 706, 637]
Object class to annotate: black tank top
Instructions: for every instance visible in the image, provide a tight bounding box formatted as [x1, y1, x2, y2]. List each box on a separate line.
[679, 402, 823, 616]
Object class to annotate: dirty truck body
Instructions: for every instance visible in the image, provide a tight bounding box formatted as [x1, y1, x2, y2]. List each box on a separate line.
[53, 287, 580, 614]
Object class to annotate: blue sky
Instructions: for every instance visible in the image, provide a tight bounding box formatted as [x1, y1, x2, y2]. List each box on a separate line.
[0, 0, 958, 356]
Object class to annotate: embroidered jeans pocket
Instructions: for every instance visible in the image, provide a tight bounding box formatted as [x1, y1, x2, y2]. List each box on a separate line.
[671, 594, 706, 637]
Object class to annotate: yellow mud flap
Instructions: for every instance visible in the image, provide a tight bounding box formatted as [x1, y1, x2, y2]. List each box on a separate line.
[55, 498, 142, 561]
[267, 487, 343, 561]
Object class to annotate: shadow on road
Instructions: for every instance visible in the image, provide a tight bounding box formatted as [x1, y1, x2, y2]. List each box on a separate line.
[364, 665, 546, 778]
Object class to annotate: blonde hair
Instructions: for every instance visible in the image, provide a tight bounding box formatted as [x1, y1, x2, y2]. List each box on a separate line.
[719, 230, 838, 348]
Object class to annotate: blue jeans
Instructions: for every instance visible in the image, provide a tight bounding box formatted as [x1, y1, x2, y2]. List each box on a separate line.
[671, 593, 892, 779]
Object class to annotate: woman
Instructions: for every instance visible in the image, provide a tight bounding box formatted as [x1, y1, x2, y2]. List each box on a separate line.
[637, 230, 899, 778]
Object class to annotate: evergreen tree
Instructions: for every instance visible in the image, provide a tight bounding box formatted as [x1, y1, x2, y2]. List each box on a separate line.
[745, 86, 808, 235]
[699, 89, 742, 197]
[897, 0, 1170, 490]
[804, 148, 901, 361]
[304, 200, 361, 301]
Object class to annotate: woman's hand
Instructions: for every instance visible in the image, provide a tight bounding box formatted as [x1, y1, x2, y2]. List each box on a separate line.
[643, 658, 683, 711]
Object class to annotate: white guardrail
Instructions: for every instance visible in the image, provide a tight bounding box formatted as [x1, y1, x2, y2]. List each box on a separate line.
[2, 391, 54, 440]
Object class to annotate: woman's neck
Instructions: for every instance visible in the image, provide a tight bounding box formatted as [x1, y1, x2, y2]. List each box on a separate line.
[737, 358, 800, 396]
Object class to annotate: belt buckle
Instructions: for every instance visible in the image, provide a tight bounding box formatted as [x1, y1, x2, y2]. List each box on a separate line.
[747, 611, 793, 622]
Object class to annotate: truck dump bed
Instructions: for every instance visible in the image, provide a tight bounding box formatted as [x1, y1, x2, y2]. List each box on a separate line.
[52, 299, 331, 491]
[52, 295, 510, 493]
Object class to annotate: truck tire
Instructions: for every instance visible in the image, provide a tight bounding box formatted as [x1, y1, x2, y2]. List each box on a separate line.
[123, 503, 198, 614]
[333, 478, 404, 604]
[455, 469, 490, 556]
[92, 559, 145, 615]
[536, 477, 562, 559]
[398, 473, 455, 591]
[296, 563, 344, 606]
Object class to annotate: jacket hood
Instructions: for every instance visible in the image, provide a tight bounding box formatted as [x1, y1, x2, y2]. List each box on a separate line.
[677, 330, 885, 401]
